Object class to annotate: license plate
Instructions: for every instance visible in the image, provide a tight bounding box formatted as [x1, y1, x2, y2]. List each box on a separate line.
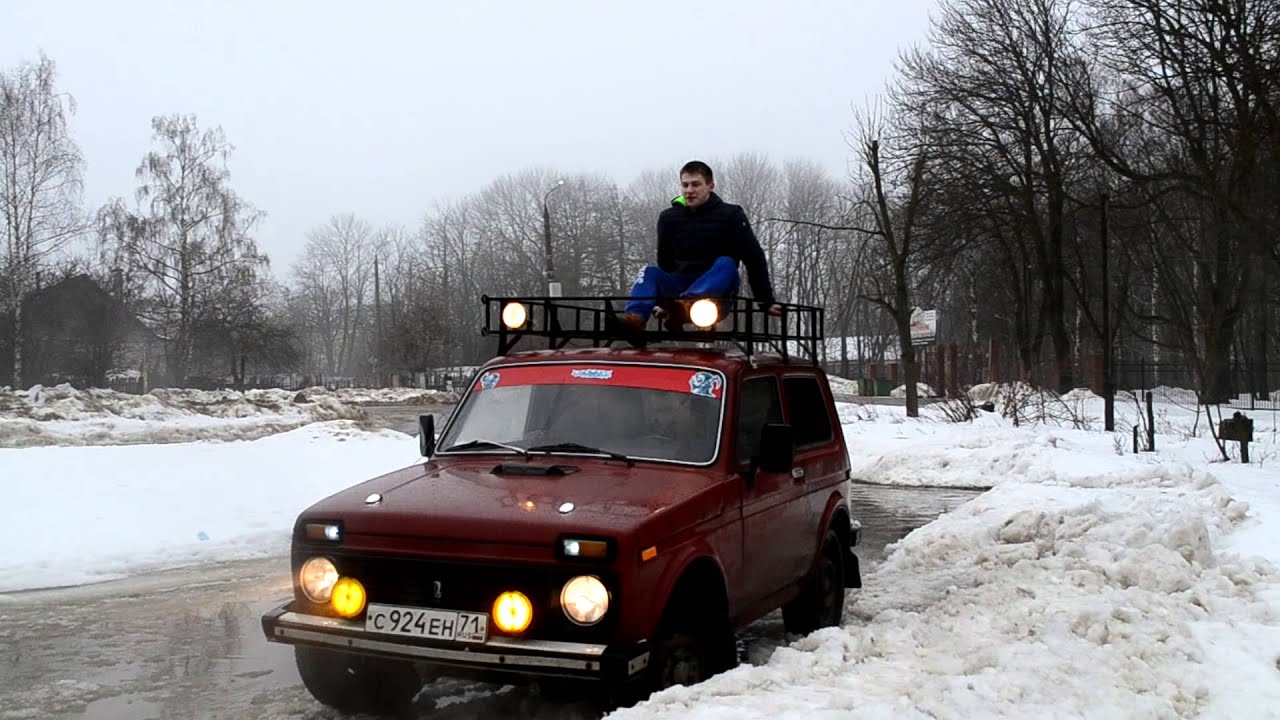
[364, 603, 488, 643]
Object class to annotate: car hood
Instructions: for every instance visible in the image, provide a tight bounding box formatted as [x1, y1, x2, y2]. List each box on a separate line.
[303, 456, 728, 547]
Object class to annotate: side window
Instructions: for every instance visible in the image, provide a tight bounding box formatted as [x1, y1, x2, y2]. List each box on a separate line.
[783, 376, 833, 447]
[735, 376, 783, 462]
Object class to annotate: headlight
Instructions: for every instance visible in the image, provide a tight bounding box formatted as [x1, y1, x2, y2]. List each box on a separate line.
[502, 302, 528, 329]
[299, 557, 338, 602]
[561, 575, 609, 625]
[330, 577, 366, 618]
[689, 299, 718, 328]
[493, 591, 533, 633]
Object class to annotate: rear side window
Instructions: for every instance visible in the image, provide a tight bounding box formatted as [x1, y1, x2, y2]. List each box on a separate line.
[735, 376, 783, 462]
[783, 376, 833, 447]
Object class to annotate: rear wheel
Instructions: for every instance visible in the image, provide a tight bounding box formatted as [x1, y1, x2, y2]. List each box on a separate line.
[294, 646, 422, 716]
[782, 529, 846, 635]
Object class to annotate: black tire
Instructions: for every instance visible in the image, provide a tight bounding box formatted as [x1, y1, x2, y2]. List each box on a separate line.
[294, 646, 422, 717]
[782, 529, 846, 636]
[645, 606, 737, 697]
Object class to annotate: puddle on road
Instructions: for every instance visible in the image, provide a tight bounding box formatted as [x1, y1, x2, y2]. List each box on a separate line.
[848, 482, 985, 567]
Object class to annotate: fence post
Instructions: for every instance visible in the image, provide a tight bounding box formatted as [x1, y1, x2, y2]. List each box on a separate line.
[1146, 390, 1155, 451]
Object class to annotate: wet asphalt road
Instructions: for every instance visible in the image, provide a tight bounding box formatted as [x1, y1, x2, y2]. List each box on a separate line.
[0, 406, 980, 720]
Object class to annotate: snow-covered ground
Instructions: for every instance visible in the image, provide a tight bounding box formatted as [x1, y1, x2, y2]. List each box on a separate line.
[1, 385, 1277, 717]
[0, 384, 457, 448]
[615, 394, 1280, 719]
[0, 420, 418, 592]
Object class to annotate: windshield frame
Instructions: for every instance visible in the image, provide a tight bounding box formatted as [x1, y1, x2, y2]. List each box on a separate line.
[434, 360, 729, 467]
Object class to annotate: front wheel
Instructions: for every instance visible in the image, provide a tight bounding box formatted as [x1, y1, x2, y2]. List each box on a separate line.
[782, 529, 846, 635]
[294, 646, 422, 716]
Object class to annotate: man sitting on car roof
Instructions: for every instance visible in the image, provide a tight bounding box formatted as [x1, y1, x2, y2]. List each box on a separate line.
[618, 160, 782, 331]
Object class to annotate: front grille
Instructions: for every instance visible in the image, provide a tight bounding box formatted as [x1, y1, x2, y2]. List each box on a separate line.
[294, 551, 619, 643]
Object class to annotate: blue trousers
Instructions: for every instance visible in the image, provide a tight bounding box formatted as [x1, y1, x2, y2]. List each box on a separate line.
[625, 256, 740, 317]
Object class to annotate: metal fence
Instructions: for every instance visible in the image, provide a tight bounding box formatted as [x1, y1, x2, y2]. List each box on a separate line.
[1115, 359, 1280, 411]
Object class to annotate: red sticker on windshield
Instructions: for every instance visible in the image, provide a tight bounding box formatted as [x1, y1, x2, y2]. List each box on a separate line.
[472, 365, 722, 397]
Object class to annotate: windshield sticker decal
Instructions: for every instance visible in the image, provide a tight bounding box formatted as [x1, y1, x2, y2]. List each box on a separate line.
[469, 365, 724, 396]
[571, 368, 614, 380]
[688, 371, 723, 399]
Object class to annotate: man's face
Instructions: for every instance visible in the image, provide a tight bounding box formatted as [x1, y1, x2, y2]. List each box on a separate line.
[680, 172, 714, 207]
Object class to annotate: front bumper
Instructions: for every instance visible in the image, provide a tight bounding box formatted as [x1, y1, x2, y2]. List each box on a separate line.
[261, 603, 650, 682]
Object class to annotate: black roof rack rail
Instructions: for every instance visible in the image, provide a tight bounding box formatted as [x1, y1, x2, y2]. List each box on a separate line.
[480, 295, 824, 364]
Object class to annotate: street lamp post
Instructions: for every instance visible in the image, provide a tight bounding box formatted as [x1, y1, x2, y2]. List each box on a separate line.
[543, 179, 566, 297]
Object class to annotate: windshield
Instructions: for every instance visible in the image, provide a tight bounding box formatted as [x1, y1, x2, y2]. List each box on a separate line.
[438, 364, 725, 464]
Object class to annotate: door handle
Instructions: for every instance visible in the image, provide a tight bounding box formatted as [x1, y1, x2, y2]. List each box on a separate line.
[791, 467, 805, 482]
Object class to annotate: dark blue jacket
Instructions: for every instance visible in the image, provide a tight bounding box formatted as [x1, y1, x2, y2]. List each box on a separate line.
[656, 192, 775, 306]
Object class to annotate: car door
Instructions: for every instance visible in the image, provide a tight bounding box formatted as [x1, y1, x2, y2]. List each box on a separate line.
[736, 372, 810, 600]
[781, 372, 845, 568]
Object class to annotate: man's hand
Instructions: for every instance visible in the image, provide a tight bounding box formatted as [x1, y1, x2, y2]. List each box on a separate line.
[768, 304, 783, 317]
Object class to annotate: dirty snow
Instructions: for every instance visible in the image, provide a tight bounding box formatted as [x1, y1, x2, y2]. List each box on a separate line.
[0, 384, 373, 448]
[891, 382, 937, 398]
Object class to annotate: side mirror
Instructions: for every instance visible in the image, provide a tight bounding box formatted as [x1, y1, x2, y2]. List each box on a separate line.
[419, 414, 436, 457]
[757, 423, 794, 474]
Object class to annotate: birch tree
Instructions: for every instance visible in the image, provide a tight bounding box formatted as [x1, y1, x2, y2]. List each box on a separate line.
[0, 55, 85, 387]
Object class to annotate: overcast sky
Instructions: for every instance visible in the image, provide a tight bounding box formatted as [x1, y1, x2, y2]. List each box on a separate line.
[2, 0, 936, 274]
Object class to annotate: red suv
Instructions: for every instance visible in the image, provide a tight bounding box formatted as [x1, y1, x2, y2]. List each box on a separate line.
[261, 296, 861, 716]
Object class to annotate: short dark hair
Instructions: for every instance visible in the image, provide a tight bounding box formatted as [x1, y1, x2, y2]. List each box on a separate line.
[680, 160, 714, 183]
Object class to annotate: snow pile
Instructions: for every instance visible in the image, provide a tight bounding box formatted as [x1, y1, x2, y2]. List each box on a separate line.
[825, 375, 861, 398]
[0, 384, 365, 448]
[968, 381, 1059, 406]
[295, 386, 460, 406]
[891, 382, 936, 398]
[0, 421, 418, 592]
[1060, 387, 1101, 403]
[613, 415, 1280, 719]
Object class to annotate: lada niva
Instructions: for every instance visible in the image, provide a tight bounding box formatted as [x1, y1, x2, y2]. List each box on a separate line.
[261, 295, 861, 716]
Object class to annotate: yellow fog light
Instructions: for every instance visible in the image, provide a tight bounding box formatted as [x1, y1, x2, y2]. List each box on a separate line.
[300, 557, 339, 602]
[561, 575, 610, 626]
[493, 591, 533, 633]
[330, 577, 367, 618]
[502, 302, 528, 329]
[689, 299, 718, 328]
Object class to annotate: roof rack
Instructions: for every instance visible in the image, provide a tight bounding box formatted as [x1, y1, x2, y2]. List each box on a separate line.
[480, 295, 824, 364]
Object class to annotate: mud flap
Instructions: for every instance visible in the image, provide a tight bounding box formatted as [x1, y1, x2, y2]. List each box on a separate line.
[844, 521, 862, 588]
[844, 548, 861, 588]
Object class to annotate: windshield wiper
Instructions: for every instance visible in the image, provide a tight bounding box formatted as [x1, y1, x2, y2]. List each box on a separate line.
[526, 442, 633, 465]
[443, 439, 529, 458]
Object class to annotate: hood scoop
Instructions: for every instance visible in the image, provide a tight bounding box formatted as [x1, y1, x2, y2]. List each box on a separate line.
[491, 463, 580, 477]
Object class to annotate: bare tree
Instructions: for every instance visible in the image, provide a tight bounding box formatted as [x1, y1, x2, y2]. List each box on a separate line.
[1065, 0, 1280, 401]
[292, 213, 376, 377]
[100, 114, 266, 386]
[0, 54, 85, 387]
[896, 0, 1093, 391]
[850, 112, 938, 417]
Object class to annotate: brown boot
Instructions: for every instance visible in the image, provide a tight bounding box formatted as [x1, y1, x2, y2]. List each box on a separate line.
[618, 312, 647, 331]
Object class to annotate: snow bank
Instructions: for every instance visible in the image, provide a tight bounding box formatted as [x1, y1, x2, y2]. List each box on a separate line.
[825, 375, 861, 398]
[0, 421, 418, 592]
[0, 384, 367, 448]
[613, 415, 1280, 719]
[891, 382, 936, 398]
[295, 386, 460, 406]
